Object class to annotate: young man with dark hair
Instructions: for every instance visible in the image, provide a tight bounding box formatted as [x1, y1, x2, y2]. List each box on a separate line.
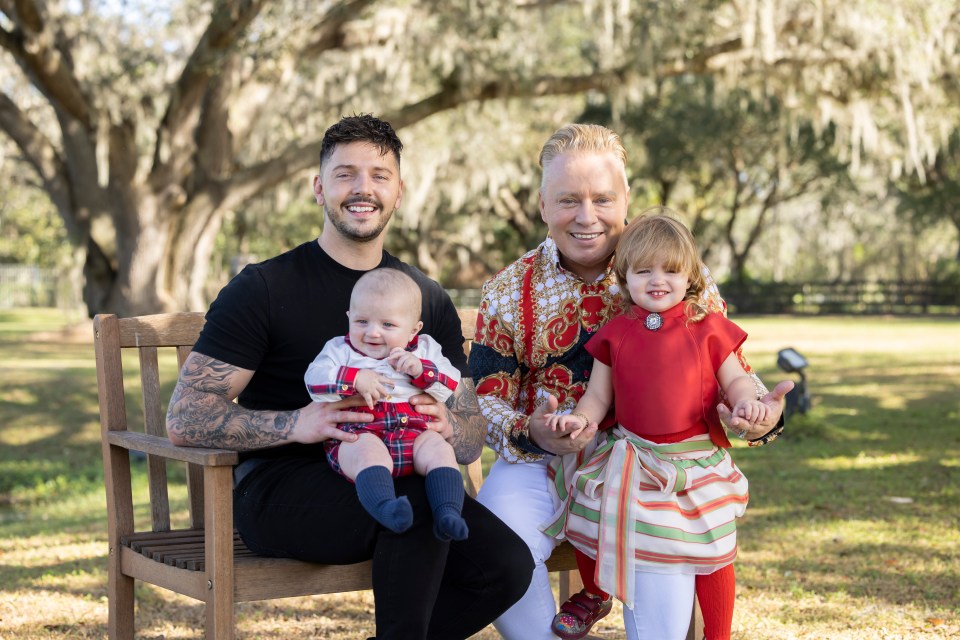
[167, 114, 533, 639]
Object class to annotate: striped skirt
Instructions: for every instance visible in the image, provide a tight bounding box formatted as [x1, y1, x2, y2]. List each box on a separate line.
[540, 427, 748, 607]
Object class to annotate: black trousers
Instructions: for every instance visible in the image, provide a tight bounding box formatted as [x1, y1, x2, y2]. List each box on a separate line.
[234, 455, 534, 639]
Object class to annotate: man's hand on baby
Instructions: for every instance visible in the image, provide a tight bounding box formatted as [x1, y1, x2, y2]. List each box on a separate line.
[294, 397, 371, 445]
[353, 369, 394, 408]
[408, 394, 453, 440]
[386, 347, 423, 378]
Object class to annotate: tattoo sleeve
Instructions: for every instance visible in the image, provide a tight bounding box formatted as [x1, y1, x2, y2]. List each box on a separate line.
[444, 378, 485, 464]
[166, 354, 298, 451]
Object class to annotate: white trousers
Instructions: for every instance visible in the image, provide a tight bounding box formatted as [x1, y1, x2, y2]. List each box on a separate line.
[478, 457, 696, 640]
[623, 571, 695, 640]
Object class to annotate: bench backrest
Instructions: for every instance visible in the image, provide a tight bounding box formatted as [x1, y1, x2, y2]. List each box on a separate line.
[95, 312, 211, 534]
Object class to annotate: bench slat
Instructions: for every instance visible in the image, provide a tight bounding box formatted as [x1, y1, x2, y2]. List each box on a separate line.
[123, 525, 579, 575]
[106, 431, 238, 466]
[139, 346, 172, 532]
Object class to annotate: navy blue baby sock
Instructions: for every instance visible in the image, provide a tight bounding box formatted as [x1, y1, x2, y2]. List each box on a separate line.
[355, 466, 412, 533]
[425, 467, 469, 541]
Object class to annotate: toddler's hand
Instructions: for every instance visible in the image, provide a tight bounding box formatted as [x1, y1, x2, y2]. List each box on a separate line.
[733, 399, 770, 426]
[563, 420, 586, 440]
[543, 413, 562, 431]
[386, 347, 423, 378]
[544, 413, 588, 439]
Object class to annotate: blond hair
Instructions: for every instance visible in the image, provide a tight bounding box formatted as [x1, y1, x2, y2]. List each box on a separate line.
[613, 208, 710, 322]
[538, 123, 628, 188]
[351, 268, 422, 319]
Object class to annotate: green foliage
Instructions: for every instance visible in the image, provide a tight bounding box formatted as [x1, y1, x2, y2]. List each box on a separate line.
[895, 128, 960, 260]
[930, 257, 960, 280]
[0, 184, 69, 268]
[580, 78, 856, 281]
[217, 198, 324, 268]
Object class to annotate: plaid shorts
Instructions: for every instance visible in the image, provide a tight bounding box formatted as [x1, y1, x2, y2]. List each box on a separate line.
[324, 401, 433, 479]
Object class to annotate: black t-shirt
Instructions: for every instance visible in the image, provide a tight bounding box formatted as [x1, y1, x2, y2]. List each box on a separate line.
[193, 240, 467, 459]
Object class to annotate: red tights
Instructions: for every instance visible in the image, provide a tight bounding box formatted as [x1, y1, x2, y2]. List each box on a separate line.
[575, 550, 735, 640]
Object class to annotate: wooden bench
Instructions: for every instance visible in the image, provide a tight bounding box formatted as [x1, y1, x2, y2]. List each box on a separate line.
[94, 310, 582, 639]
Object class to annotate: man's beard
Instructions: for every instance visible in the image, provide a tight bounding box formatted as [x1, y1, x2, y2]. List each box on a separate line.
[325, 200, 393, 243]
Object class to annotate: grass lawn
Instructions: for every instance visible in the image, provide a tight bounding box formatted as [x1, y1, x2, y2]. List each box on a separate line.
[0, 309, 958, 639]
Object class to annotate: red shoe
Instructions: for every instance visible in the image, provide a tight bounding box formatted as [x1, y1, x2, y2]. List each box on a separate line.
[551, 589, 613, 640]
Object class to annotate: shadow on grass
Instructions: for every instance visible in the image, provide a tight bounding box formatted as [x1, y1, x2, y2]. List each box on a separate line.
[0, 367, 103, 503]
[0, 344, 181, 507]
[1, 555, 108, 594]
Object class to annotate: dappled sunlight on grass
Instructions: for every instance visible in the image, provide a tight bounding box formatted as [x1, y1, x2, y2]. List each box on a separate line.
[736, 588, 960, 640]
[0, 529, 103, 556]
[739, 515, 960, 637]
[63, 423, 102, 446]
[804, 452, 923, 471]
[239, 592, 377, 639]
[0, 588, 108, 640]
[0, 424, 58, 446]
[877, 394, 909, 410]
[738, 315, 960, 357]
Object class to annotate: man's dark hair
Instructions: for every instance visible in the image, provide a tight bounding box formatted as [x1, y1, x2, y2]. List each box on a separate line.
[319, 114, 403, 170]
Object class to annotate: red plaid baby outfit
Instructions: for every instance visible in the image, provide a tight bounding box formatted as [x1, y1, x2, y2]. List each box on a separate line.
[305, 334, 460, 478]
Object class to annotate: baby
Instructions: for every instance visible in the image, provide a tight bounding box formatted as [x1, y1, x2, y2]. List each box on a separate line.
[304, 268, 467, 541]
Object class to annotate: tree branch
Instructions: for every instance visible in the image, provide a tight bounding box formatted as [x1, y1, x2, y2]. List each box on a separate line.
[152, 0, 266, 183]
[221, 68, 629, 208]
[222, 36, 754, 212]
[389, 69, 628, 130]
[195, 52, 241, 181]
[301, 0, 378, 56]
[0, 91, 73, 218]
[4, 0, 92, 125]
[740, 178, 779, 260]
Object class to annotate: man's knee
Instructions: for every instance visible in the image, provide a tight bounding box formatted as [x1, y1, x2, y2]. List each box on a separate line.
[501, 541, 536, 607]
[479, 515, 536, 609]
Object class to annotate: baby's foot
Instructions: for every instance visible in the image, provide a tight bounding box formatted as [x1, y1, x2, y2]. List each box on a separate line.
[434, 512, 469, 541]
[376, 496, 413, 533]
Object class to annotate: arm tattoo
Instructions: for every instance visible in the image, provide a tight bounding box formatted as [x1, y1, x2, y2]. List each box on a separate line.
[166, 355, 298, 451]
[445, 378, 485, 464]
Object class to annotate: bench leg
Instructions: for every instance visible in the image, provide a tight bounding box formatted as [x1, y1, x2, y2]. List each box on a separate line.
[205, 465, 235, 639]
[557, 568, 584, 603]
[205, 592, 234, 640]
[686, 594, 704, 640]
[107, 551, 135, 639]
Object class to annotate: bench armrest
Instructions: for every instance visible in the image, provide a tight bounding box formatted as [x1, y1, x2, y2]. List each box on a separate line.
[106, 431, 239, 466]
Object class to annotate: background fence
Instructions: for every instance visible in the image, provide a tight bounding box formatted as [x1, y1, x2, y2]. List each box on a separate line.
[720, 280, 960, 315]
[0, 265, 57, 308]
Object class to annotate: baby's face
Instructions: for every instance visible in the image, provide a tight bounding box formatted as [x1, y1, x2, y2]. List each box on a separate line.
[347, 292, 421, 359]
